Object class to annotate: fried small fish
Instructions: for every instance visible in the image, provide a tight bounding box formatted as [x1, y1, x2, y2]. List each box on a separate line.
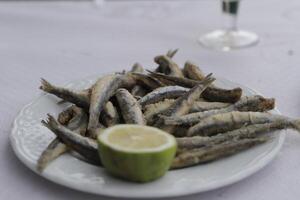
[88, 74, 123, 131]
[187, 111, 300, 137]
[42, 115, 101, 166]
[147, 71, 242, 103]
[138, 86, 189, 107]
[163, 95, 275, 126]
[40, 79, 90, 109]
[116, 88, 145, 125]
[37, 107, 88, 172]
[171, 137, 268, 169]
[177, 122, 286, 150]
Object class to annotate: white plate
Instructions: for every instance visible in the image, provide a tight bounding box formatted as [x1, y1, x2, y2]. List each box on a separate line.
[10, 76, 285, 198]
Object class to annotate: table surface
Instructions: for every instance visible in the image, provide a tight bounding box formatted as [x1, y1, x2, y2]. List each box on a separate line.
[1, 0, 300, 199]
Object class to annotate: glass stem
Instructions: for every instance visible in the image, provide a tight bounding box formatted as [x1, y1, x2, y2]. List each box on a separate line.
[222, 0, 240, 32]
[227, 14, 237, 32]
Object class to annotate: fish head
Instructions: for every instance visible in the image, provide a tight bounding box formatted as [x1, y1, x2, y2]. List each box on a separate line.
[256, 97, 275, 111]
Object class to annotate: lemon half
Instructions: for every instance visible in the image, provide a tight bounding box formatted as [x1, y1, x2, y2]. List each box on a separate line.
[97, 125, 177, 183]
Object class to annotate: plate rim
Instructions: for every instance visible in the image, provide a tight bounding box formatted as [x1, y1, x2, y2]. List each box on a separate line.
[9, 76, 286, 198]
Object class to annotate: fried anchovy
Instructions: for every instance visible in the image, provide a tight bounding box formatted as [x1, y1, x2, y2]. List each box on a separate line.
[42, 115, 101, 166]
[42, 72, 137, 102]
[147, 71, 242, 103]
[177, 122, 287, 150]
[88, 74, 123, 131]
[183, 61, 206, 80]
[187, 111, 300, 137]
[37, 107, 88, 172]
[144, 99, 230, 125]
[40, 73, 152, 112]
[166, 49, 179, 58]
[56, 88, 92, 106]
[40, 79, 91, 109]
[138, 86, 189, 107]
[100, 101, 120, 127]
[116, 88, 145, 125]
[154, 55, 184, 77]
[163, 95, 275, 126]
[157, 76, 215, 133]
[148, 70, 239, 104]
[171, 137, 268, 169]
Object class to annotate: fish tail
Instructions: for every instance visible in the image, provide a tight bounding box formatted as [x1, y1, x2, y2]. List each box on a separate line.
[41, 114, 59, 133]
[264, 98, 275, 110]
[159, 115, 181, 125]
[40, 78, 55, 92]
[232, 87, 243, 101]
[201, 74, 215, 86]
[166, 49, 179, 58]
[36, 139, 67, 173]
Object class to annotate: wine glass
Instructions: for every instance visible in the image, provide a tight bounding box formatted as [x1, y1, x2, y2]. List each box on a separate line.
[198, 0, 259, 51]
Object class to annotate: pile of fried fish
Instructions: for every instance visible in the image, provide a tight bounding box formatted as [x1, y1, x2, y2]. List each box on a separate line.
[38, 49, 300, 172]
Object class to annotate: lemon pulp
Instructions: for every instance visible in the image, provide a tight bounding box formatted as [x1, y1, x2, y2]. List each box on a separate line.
[107, 127, 168, 150]
[99, 125, 176, 153]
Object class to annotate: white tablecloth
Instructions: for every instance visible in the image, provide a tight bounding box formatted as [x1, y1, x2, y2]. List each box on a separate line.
[1, 0, 300, 199]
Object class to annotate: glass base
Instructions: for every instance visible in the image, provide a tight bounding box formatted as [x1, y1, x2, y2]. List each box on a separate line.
[198, 30, 259, 51]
